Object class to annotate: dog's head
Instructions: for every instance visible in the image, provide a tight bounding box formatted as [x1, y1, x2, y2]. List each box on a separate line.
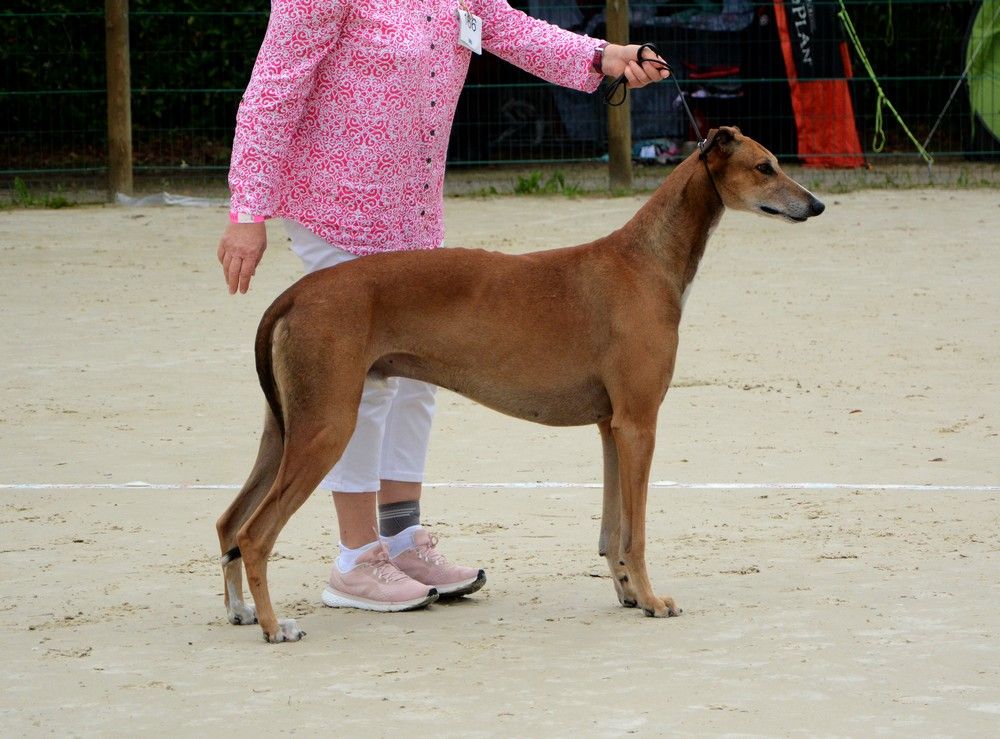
[700, 126, 825, 223]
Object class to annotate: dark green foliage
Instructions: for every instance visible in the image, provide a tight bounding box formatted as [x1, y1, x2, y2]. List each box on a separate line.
[0, 1, 989, 172]
[1, 2, 267, 171]
[845, 1, 976, 152]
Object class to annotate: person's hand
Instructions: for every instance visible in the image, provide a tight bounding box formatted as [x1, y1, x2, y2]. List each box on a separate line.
[601, 44, 671, 88]
[217, 221, 267, 294]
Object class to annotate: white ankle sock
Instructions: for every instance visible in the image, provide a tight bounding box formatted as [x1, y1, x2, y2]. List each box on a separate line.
[336, 540, 379, 573]
[380, 524, 423, 559]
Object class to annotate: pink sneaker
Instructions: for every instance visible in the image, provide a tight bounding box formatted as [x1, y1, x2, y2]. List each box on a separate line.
[322, 544, 438, 612]
[391, 528, 486, 598]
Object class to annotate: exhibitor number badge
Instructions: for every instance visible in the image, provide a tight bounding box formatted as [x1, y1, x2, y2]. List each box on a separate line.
[457, 7, 482, 55]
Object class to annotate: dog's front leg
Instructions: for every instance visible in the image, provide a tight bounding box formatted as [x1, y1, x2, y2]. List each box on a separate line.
[598, 420, 639, 607]
[612, 417, 681, 618]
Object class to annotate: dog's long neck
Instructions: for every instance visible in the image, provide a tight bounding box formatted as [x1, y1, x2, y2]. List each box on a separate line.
[620, 153, 725, 293]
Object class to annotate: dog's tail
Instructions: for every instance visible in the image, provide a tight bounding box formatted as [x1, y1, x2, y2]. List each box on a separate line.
[254, 294, 290, 440]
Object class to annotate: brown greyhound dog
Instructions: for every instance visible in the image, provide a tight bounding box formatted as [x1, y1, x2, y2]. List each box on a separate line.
[217, 126, 824, 643]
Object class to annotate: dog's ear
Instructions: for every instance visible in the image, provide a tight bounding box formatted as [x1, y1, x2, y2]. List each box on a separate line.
[715, 126, 739, 143]
[699, 126, 740, 160]
[714, 126, 740, 153]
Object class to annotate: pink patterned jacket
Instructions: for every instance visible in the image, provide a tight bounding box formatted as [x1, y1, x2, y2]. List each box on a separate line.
[228, 0, 605, 255]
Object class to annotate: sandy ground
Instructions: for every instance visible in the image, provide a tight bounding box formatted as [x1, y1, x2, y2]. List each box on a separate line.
[1, 185, 999, 736]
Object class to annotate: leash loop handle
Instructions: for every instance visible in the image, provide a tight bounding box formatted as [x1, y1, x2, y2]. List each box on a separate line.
[602, 42, 663, 107]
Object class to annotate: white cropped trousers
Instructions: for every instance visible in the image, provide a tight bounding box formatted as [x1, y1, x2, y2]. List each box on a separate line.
[284, 221, 437, 493]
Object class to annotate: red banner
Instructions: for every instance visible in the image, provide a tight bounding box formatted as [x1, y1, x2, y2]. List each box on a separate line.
[772, 0, 865, 168]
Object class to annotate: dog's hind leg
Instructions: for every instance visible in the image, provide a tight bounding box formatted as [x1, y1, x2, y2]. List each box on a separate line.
[612, 414, 681, 618]
[597, 420, 640, 608]
[215, 405, 283, 626]
[238, 416, 355, 643]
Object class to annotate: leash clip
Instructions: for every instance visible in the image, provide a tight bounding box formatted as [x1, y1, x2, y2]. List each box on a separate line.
[697, 127, 723, 160]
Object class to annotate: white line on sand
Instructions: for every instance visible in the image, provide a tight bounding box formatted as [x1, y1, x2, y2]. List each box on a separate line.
[1, 482, 998, 492]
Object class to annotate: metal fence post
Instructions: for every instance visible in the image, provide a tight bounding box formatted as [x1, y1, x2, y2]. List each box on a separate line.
[605, 0, 631, 190]
[106, 0, 133, 199]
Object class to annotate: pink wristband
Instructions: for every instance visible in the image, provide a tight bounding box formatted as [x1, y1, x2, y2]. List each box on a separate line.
[229, 211, 266, 224]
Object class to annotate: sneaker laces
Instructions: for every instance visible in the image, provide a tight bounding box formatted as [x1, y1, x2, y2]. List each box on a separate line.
[365, 545, 412, 583]
[414, 534, 448, 565]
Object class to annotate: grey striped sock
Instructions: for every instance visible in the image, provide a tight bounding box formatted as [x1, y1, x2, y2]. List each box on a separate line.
[377, 500, 421, 537]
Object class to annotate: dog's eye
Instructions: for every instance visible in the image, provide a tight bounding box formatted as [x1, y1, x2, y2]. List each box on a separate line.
[755, 163, 775, 176]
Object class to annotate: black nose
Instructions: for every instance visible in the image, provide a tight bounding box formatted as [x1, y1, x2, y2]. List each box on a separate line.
[810, 197, 826, 216]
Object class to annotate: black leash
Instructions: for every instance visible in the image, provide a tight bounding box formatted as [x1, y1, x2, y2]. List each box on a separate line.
[603, 42, 707, 152]
[602, 42, 724, 201]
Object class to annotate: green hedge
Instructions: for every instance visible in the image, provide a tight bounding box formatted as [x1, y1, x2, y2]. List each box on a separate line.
[0, 1, 983, 172]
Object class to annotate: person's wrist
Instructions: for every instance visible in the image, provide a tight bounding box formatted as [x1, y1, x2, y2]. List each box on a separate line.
[592, 42, 608, 75]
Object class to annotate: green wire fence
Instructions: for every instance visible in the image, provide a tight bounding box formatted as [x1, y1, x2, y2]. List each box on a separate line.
[1, 1, 997, 192]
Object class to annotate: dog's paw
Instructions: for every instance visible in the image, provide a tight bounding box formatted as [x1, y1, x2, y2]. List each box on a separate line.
[227, 601, 257, 625]
[640, 596, 682, 618]
[264, 618, 306, 643]
[612, 574, 639, 607]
